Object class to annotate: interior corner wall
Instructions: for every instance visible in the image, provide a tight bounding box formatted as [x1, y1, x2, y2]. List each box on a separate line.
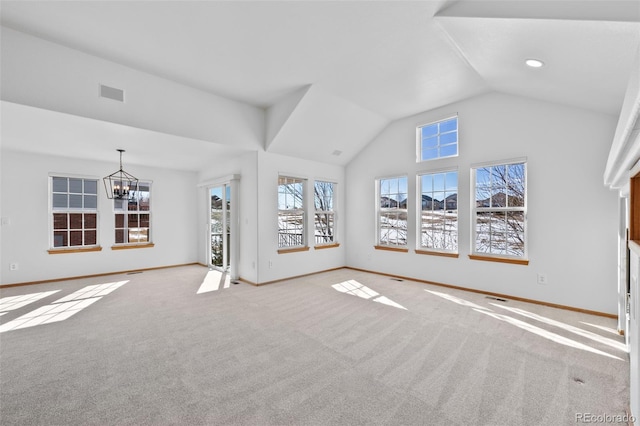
[196, 151, 259, 284]
[255, 151, 346, 284]
[1, 150, 198, 285]
[345, 92, 619, 314]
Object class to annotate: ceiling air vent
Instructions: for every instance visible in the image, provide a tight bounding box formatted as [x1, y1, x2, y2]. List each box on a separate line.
[99, 84, 125, 102]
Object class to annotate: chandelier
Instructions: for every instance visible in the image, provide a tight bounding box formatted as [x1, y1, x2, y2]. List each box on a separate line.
[103, 149, 139, 200]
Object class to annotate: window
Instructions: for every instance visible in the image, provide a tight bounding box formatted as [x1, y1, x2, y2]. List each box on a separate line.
[114, 181, 151, 245]
[419, 170, 458, 254]
[278, 176, 306, 249]
[377, 176, 408, 248]
[418, 116, 458, 162]
[472, 161, 527, 261]
[314, 181, 336, 246]
[50, 177, 98, 249]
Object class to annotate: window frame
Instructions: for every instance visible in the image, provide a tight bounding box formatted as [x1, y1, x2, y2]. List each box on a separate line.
[416, 115, 459, 163]
[417, 168, 459, 256]
[48, 175, 100, 252]
[376, 175, 409, 251]
[470, 158, 528, 264]
[278, 175, 308, 252]
[112, 180, 152, 248]
[313, 180, 338, 248]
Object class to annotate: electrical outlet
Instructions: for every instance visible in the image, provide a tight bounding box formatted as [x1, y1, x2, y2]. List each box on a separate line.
[269, 260, 273, 268]
[10, 263, 18, 271]
[537, 273, 548, 285]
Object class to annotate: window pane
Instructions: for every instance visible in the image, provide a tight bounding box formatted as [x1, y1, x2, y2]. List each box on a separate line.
[53, 213, 67, 230]
[440, 144, 457, 158]
[115, 229, 125, 244]
[128, 214, 139, 228]
[84, 180, 98, 195]
[69, 194, 83, 209]
[84, 214, 97, 229]
[52, 177, 67, 193]
[52, 194, 68, 209]
[440, 118, 457, 133]
[314, 181, 334, 211]
[69, 231, 83, 246]
[54, 231, 67, 247]
[69, 214, 83, 230]
[314, 213, 335, 244]
[69, 179, 83, 194]
[140, 214, 150, 227]
[445, 172, 458, 191]
[115, 214, 125, 228]
[84, 195, 97, 209]
[421, 123, 438, 137]
[278, 212, 304, 247]
[440, 132, 457, 145]
[421, 148, 438, 161]
[422, 136, 438, 149]
[84, 230, 97, 246]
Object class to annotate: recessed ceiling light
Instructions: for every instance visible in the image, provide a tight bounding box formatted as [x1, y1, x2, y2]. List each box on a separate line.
[525, 59, 545, 68]
[332, 150, 343, 156]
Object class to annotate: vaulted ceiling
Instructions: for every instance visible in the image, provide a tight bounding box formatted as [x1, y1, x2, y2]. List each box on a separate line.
[1, 1, 639, 169]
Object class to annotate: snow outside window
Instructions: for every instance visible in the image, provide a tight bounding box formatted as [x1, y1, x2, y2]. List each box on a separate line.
[419, 170, 458, 253]
[377, 176, 408, 247]
[472, 161, 527, 258]
[278, 176, 306, 248]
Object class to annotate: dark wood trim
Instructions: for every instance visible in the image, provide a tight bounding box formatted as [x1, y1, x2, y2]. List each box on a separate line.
[314, 243, 340, 250]
[344, 266, 617, 319]
[415, 249, 459, 258]
[374, 245, 409, 253]
[111, 243, 155, 250]
[47, 246, 102, 255]
[277, 246, 310, 254]
[0, 262, 201, 288]
[469, 254, 529, 265]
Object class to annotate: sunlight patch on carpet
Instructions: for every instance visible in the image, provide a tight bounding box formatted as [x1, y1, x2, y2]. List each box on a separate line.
[332, 280, 407, 310]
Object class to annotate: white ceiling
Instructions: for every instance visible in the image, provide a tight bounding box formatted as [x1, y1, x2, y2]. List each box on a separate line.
[1, 0, 639, 170]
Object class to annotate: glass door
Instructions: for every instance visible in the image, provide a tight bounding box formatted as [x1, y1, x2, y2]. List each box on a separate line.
[210, 185, 231, 271]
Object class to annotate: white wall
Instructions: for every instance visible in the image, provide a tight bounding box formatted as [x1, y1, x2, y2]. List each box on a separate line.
[1, 150, 198, 284]
[255, 151, 346, 283]
[346, 92, 619, 314]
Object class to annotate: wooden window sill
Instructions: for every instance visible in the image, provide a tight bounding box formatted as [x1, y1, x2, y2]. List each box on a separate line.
[374, 245, 409, 253]
[48, 246, 103, 254]
[111, 243, 155, 251]
[315, 243, 340, 250]
[468, 254, 529, 265]
[277, 246, 310, 254]
[415, 249, 459, 258]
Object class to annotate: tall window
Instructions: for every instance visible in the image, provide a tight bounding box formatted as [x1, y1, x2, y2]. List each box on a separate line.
[418, 116, 458, 162]
[278, 176, 305, 248]
[114, 181, 151, 244]
[377, 176, 408, 247]
[51, 177, 98, 248]
[472, 161, 527, 259]
[419, 170, 458, 253]
[314, 181, 336, 246]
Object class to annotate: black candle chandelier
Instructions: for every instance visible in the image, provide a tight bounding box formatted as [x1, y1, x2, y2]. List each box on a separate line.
[103, 149, 139, 200]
